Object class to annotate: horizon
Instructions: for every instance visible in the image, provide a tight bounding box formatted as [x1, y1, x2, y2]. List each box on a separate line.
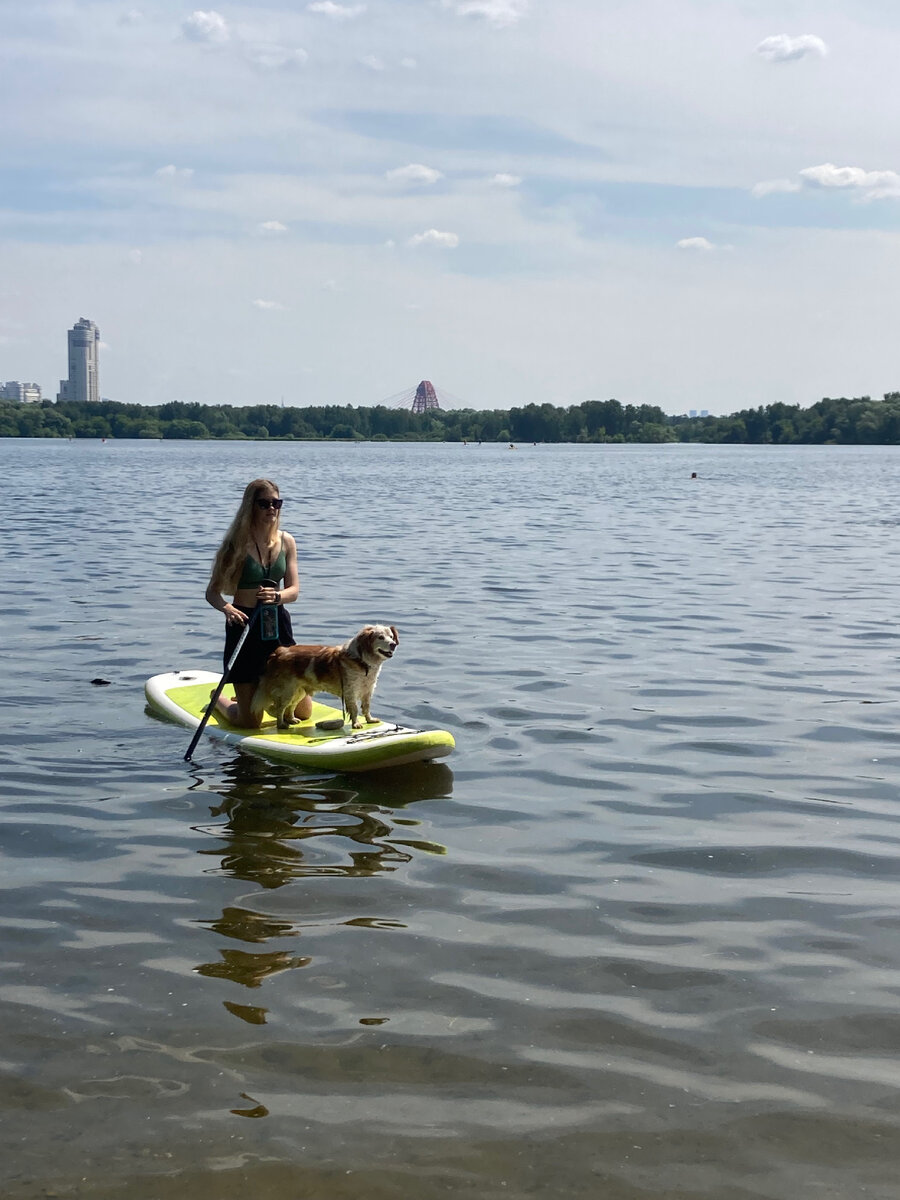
[2, 2, 899, 415]
[20, 389, 900, 421]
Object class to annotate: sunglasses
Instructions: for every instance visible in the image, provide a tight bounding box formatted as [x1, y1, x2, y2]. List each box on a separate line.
[255, 497, 283, 510]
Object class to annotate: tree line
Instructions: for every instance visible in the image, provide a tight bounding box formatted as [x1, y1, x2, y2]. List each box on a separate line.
[3, 392, 900, 444]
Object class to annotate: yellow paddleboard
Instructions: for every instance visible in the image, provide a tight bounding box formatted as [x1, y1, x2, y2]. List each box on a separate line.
[145, 670, 455, 772]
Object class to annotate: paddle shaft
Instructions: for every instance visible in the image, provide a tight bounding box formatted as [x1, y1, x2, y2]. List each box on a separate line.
[184, 604, 262, 762]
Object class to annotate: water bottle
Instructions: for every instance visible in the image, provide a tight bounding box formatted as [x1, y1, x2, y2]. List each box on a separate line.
[258, 578, 279, 641]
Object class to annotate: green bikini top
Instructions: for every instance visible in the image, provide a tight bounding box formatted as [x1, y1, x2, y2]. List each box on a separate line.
[237, 535, 287, 588]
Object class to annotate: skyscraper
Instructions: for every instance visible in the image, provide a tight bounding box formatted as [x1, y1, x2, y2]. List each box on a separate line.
[58, 317, 100, 403]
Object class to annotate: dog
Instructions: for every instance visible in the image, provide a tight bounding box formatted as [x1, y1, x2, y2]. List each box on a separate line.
[251, 625, 399, 730]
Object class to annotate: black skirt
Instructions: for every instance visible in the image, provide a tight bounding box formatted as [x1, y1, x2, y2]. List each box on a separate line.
[223, 605, 295, 685]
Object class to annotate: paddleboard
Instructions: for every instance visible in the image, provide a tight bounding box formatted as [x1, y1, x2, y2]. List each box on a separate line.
[145, 670, 455, 772]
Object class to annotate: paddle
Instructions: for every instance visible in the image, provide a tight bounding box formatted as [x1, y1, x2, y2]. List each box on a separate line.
[184, 605, 262, 762]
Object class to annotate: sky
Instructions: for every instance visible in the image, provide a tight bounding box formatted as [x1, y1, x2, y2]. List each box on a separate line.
[2, 0, 900, 415]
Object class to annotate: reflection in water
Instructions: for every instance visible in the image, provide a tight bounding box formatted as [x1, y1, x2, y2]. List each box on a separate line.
[195, 947, 312, 988]
[192, 755, 453, 889]
[230, 1091, 270, 1118]
[200, 906, 299, 943]
[223, 1000, 269, 1025]
[189, 755, 454, 1029]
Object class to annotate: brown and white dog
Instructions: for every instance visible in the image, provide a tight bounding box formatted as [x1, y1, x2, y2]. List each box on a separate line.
[251, 624, 399, 730]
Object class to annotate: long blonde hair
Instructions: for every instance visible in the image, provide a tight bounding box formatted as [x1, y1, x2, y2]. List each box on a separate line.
[209, 477, 281, 594]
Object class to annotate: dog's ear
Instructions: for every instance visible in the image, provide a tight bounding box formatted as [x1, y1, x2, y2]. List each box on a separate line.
[390, 625, 399, 644]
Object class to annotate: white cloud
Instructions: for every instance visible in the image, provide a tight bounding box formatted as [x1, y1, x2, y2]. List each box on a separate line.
[676, 237, 716, 251]
[445, 0, 527, 28]
[252, 299, 285, 310]
[386, 163, 443, 185]
[257, 220, 288, 234]
[799, 163, 900, 195]
[400, 57, 417, 70]
[155, 164, 194, 179]
[118, 8, 144, 25]
[864, 185, 900, 201]
[757, 34, 828, 63]
[490, 172, 522, 187]
[358, 54, 385, 71]
[408, 229, 460, 248]
[127, 249, 143, 265]
[751, 178, 802, 198]
[243, 44, 308, 70]
[752, 164, 900, 201]
[307, 1, 366, 18]
[181, 10, 230, 45]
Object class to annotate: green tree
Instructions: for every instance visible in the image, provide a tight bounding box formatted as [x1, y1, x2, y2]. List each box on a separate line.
[163, 419, 209, 439]
[40, 410, 75, 438]
[75, 415, 112, 438]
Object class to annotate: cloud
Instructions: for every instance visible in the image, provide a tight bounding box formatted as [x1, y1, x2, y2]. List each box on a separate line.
[358, 54, 385, 71]
[756, 34, 828, 63]
[181, 10, 230, 44]
[182, 12, 305, 69]
[307, 1, 366, 18]
[408, 229, 460, 248]
[257, 220, 288, 234]
[798, 163, 900, 195]
[127, 249, 143, 265]
[400, 57, 417, 70]
[118, 8, 144, 25]
[445, 0, 527, 28]
[155, 164, 194, 179]
[751, 178, 802, 198]
[243, 44, 308, 70]
[386, 163, 443, 185]
[751, 164, 900, 201]
[490, 172, 522, 187]
[676, 237, 716, 251]
[252, 299, 285, 310]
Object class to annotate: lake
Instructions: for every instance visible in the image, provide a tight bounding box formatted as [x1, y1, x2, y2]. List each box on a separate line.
[2, 436, 900, 1200]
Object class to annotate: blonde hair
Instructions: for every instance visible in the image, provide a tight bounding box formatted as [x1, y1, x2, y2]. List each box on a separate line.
[209, 477, 281, 594]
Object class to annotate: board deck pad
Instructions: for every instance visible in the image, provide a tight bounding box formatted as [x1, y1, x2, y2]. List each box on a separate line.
[145, 670, 455, 772]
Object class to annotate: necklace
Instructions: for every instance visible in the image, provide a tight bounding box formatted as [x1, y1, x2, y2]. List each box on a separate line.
[254, 536, 272, 571]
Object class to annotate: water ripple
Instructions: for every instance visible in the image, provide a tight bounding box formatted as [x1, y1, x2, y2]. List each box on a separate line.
[4, 441, 900, 1200]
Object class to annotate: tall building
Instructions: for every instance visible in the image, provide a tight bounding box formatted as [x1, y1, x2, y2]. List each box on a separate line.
[1, 381, 41, 402]
[58, 317, 100, 403]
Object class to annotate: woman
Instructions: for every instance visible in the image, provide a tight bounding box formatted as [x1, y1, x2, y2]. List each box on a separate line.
[205, 477, 313, 727]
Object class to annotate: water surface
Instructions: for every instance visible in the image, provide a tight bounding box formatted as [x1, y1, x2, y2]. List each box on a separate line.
[2, 439, 900, 1199]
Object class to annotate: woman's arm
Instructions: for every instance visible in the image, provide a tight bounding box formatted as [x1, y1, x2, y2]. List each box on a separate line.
[205, 580, 246, 625]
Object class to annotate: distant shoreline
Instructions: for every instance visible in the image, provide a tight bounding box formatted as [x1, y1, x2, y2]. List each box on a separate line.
[2, 393, 899, 445]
